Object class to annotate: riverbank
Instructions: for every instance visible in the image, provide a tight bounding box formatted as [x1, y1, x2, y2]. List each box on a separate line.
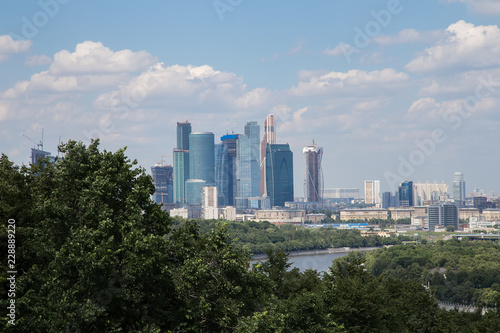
[251, 246, 381, 260]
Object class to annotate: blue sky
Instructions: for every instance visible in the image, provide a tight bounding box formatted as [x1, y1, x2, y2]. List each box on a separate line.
[1, 0, 500, 197]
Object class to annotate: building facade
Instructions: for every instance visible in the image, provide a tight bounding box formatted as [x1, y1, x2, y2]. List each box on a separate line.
[260, 114, 276, 196]
[151, 164, 173, 205]
[303, 143, 323, 202]
[453, 172, 466, 206]
[398, 181, 414, 207]
[236, 121, 260, 198]
[364, 180, 381, 205]
[428, 202, 459, 231]
[173, 121, 191, 204]
[265, 143, 294, 207]
[189, 132, 215, 184]
[413, 182, 448, 205]
[202, 186, 218, 219]
[215, 134, 238, 206]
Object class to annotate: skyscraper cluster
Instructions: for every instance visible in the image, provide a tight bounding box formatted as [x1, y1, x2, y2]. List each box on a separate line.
[163, 115, 297, 210]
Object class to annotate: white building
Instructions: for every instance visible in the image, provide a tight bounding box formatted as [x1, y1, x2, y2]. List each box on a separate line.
[364, 180, 381, 206]
[202, 186, 218, 219]
[413, 182, 448, 205]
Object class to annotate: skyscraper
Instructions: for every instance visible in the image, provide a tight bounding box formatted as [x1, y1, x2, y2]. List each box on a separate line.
[364, 180, 381, 205]
[266, 143, 294, 207]
[215, 134, 238, 206]
[189, 132, 215, 184]
[173, 121, 191, 204]
[398, 181, 414, 207]
[237, 121, 260, 198]
[453, 172, 466, 206]
[428, 202, 459, 231]
[303, 142, 323, 202]
[260, 114, 276, 197]
[202, 186, 218, 219]
[151, 164, 173, 205]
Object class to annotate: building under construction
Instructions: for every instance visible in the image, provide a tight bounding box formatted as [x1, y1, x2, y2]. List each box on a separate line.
[260, 114, 276, 197]
[303, 142, 323, 202]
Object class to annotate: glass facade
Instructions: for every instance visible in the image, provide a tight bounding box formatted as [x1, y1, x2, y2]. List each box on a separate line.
[398, 181, 414, 207]
[173, 149, 189, 204]
[453, 172, 466, 206]
[189, 132, 215, 185]
[266, 143, 294, 207]
[237, 121, 260, 199]
[215, 135, 238, 206]
[151, 164, 173, 204]
[176, 121, 191, 150]
[185, 179, 206, 205]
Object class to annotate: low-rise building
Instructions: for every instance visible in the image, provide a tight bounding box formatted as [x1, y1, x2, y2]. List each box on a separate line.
[482, 209, 500, 222]
[255, 209, 305, 224]
[459, 208, 480, 220]
[389, 208, 412, 220]
[305, 213, 326, 223]
[340, 209, 388, 221]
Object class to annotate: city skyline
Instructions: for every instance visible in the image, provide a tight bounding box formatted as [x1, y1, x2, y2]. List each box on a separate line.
[2, 1, 500, 196]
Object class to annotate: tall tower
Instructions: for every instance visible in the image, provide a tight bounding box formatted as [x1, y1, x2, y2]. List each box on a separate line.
[453, 172, 466, 206]
[215, 134, 238, 206]
[237, 121, 261, 199]
[364, 180, 381, 205]
[266, 143, 293, 207]
[151, 164, 173, 205]
[398, 181, 414, 207]
[173, 121, 191, 204]
[189, 132, 215, 184]
[260, 114, 276, 197]
[303, 142, 323, 202]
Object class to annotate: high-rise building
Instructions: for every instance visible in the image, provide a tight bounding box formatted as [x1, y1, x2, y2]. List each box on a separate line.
[303, 142, 323, 202]
[202, 186, 218, 219]
[31, 148, 55, 164]
[260, 114, 276, 196]
[185, 179, 206, 205]
[364, 180, 381, 205]
[189, 132, 215, 185]
[398, 181, 414, 207]
[173, 149, 189, 204]
[428, 202, 459, 231]
[236, 121, 260, 198]
[215, 134, 238, 206]
[151, 164, 173, 205]
[266, 143, 293, 207]
[173, 121, 191, 204]
[414, 182, 448, 205]
[453, 172, 466, 206]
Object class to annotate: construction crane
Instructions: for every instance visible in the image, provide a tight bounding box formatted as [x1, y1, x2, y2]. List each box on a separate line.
[23, 129, 44, 151]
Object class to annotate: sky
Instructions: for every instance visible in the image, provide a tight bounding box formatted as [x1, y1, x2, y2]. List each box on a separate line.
[1, 0, 500, 197]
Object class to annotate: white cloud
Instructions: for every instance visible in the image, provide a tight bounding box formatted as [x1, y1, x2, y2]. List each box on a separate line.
[322, 42, 352, 57]
[446, 0, 500, 16]
[0, 35, 31, 62]
[290, 68, 409, 96]
[25, 54, 52, 67]
[374, 29, 444, 46]
[288, 39, 305, 55]
[406, 21, 500, 72]
[49, 41, 157, 75]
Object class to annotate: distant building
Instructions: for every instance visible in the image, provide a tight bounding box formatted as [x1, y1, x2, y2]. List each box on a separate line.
[31, 148, 55, 165]
[173, 121, 191, 204]
[215, 134, 238, 206]
[255, 209, 305, 224]
[151, 164, 173, 205]
[453, 172, 466, 206]
[413, 182, 448, 205]
[398, 181, 414, 207]
[237, 121, 261, 198]
[189, 132, 215, 185]
[265, 143, 294, 207]
[323, 188, 360, 200]
[260, 114, 276, 197]
[364, 180, 381, 205]
[340, 209, 389, 221]
[303, 142, 323, 202]
[185, 179, 206, 205]
[382, 191, 398, 209]
[202, 186, 218, 219]
[428, 202, 459, 231]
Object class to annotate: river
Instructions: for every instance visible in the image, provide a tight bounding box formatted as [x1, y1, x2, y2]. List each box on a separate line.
[250, 247, 380, 272]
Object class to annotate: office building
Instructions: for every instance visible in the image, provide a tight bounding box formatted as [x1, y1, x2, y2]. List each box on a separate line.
[364, 180, 381, 205]
[151, 164, 173, 205]
[260, 114, 276, 196]
[173, 121, 191, 204]
[265, 143, 294, 207]
[398, 181, 414, 207]
[215, 134, 238, 206]
[428, 202, 459, 231]
[185, 179, 206, 205]
[303, 142, 323, 202]
[202, 186, 218, 219]
[382, 191, 398, 209]
[453, 172, 466, 206]
[323, 188, 360, 199]
[236, 121, 260, 198]
[189, 132, 215, 184]
[414, 182, 448, 205]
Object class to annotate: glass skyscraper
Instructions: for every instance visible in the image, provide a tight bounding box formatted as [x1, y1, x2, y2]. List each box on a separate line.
[398, 181, 414, 207]
[151, 164, 173, 204]
[265, 143, 294, 207]
[237, 121, 260, 199]
[189, 132, 215, 185]
[215, 134, 238, 206]
[173, 121, 191, 204]
[453, 172, 466, 206]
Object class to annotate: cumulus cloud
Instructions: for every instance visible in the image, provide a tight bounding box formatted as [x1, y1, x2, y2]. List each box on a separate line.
[0, 35, 31, 62]
[406, 21, 500, 72]
[290, 68, 409, 96]
[446, 0, 500, 16]
[25, 54, 52, 67]
[94, 63, 271, 111]
[322, 43, 352, 57]
[373, 29, 444, 46]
